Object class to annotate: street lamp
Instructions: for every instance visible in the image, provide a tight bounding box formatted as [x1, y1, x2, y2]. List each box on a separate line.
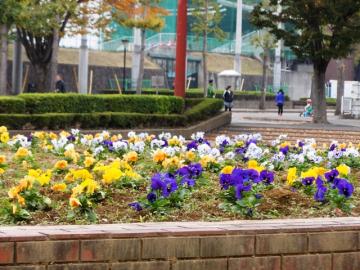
[121, 39, 129, 91]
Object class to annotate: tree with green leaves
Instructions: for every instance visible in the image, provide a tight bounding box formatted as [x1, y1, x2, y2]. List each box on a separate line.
[110, 0, 168, 94]
[15, 0, 110, 92]
[191, 0, 225, 97]
[251, 0, 360, 123]
[0, 0, 24, 95]
[251, 30, 276, 110]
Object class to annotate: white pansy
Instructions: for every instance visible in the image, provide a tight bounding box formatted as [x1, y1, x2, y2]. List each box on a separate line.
[150, 139, 166, 149]
[159, 132, 171, 140]
[127, 131, 136, 138]
[138, 132, 149, 139]
[197, 143, 212, 156]
[210, 148, 221, 158]
[65, 143, 75, 151]
[163, 147, 176, 157]
[245, 143, 263, 160]
[8, 135, 31, 148]
[130, 141, 145, 153]
[271, 152, 285, 163]
[113, 141, 128, 151]
[94, 146, 104, 156]
[224, 151, 235, 160]
[191, 132, 205, 141]
[71, 129, 80, 136]
[215, 135, 231, 146]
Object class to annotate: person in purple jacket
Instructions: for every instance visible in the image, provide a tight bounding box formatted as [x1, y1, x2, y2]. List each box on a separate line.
[275, 89, 285, 116]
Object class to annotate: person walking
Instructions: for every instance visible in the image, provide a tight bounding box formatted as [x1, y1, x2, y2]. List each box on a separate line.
[55, 74, 66, 93]
[275, 89, 285, 116]
[207, 80, 216, 98]
[223, 85, 234, 111]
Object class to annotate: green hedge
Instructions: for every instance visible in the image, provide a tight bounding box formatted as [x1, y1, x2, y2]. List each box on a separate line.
[0, 98, 222, 129]
[16, 94, 184, 114]
[185, 98, 223, 122]
[0, 97, 26, 113]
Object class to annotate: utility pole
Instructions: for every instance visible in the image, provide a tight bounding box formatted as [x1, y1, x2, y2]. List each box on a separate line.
[174, 0, 187, 97]
[78, 34, 89, 94]
[12, 33, 22, 95]
[234, 0, 242, 77]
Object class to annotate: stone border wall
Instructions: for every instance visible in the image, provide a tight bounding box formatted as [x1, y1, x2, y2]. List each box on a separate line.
[1, 217, 360, 270]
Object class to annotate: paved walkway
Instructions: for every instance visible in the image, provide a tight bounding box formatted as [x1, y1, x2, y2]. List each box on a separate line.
[230, 110, 360, 131]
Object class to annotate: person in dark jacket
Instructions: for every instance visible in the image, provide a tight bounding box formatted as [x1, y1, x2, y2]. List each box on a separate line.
[55, 74, 66, 93]
[275, 89, 285, 116]
[223, 85, 234, 111]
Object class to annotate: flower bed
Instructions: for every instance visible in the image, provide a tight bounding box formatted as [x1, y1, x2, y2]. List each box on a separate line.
[0, 126, 359, 225]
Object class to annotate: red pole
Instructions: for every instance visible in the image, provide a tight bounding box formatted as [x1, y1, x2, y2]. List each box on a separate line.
[175, 0, 187, 98]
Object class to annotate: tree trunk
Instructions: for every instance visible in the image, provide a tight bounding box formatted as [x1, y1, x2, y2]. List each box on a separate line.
[335, 61, 344, 116]
[32, 63, 50, 92]
[259, 50, 268, 110]
[203, 0, 209, 97]
[135, 29, 146, 95]
[311, 63, 328, 123]
[49, 25, 60, 92]
[0, 24, 8, 95]
[17, 28, 54, 92]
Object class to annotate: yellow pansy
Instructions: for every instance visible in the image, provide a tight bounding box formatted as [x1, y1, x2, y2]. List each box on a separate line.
[162, 156, 181, 169]
[17, 195, 25, 206]
[123, 151, 138, 163]
[0, 168, 5, 175]
[51, 183, 67, 192]
[185, 151, 196, 161]
[280, 141, 290, 148]
[0, 126, 8, 133]
[221, 166, 234, 174]
[49, 132, 58, 140]
[80, 178, 99, 195]
[102, 167, 123, 184]
[248, 160, 258, 169]
[235, 141, 244, 147]
[336, 164, 350, 176]
[40, 170, 52, 186]
[54, 160, 68, 170]
[15, 147, 30, 158]
[315, 167, 326, 176]
[300, 168, 318, 179]
[168, 136, 182, 147]
[0, 155, 6, 164]
[69, 197, 81, 208]
[199, 155, 216, 168]
[0, 132, 9, 143]
[287, 167, 297, 186]
[153, 149, 167, 163]
[84, 156, 96, 168]
[72, 169, 93, 181]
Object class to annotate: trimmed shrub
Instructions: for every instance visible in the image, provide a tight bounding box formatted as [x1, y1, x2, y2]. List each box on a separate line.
[0, 97, 26, 113]
[0, 98, 221, 129]
[185, 98, 223, 122]
[17, 94, 184, 114]
[18, 94, 106, 114]
[185, 98, 204, 109]
[97, 95, 184, 114]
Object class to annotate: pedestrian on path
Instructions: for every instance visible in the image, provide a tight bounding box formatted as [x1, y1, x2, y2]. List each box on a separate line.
[55, 74, 66, 93]
[207, 80, 216, 98]
[275, 89, 285, 116]
[223, 85, 234, 112]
